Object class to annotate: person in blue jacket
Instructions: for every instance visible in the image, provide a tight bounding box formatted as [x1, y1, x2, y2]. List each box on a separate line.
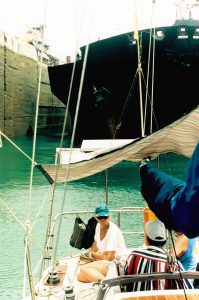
[139, 141, 199, 238]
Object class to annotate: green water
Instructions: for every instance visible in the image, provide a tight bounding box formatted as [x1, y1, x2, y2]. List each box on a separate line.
[0, 136, 189, 299]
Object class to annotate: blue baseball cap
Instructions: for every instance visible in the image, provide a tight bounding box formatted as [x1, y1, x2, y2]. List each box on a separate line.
[95, 203, 110, 217]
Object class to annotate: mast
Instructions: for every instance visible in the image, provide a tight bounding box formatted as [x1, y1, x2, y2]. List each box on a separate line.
[134, 11, 144, 138]
[137, 42, 144, 138]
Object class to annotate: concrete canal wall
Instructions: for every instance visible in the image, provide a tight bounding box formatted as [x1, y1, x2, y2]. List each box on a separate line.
[0, 31, 71, 138]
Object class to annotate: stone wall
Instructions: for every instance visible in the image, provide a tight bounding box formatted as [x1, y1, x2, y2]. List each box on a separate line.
[0, 31, 71, 137]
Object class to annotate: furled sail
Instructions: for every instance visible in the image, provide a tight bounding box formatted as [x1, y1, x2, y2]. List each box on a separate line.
[38, 106, 199, 183]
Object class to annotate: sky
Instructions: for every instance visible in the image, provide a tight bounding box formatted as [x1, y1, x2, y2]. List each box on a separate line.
[0, 0, 198, 60]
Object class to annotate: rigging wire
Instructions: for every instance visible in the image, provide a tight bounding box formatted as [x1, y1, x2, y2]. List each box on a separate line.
[168, 230, 188, 300]
[114, 0, 163, 141]
[134, 1, 144, 137]
[31, 186, 52, 230]
[40, 1, 91, 265]
[22, 0, 48, 298]
[144, 0, 155, 134]
[150, 15, 156, 134]
[27, 9, 46, 221]
[0, 197, 44, 251]
[38, 0, 100, 279]
[0, 131, 37, 165]
[113, 0, 155, 140]
[52, 0, 97, 265]
[113, 72, 138, 138]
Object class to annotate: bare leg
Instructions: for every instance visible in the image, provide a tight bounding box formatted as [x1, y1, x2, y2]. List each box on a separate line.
[77, 267, 106, 282]
[77, 261, 108, 283]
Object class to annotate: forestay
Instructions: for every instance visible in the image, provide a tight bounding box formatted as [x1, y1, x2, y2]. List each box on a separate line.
[38, 106, 199, 183]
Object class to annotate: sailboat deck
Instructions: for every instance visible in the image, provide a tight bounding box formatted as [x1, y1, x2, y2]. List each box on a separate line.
[40, 255, 199, 300]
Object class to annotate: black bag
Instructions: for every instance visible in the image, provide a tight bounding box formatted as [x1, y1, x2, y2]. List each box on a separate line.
[82, 217, 97, 249]
[70, 217, 87, 250]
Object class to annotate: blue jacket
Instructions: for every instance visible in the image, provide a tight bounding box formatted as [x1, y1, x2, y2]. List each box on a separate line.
[140, 141, 199, 238]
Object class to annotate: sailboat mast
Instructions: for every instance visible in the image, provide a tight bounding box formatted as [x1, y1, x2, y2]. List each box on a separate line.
[134, 11, 144, 137]
[137, 44, 144, 137]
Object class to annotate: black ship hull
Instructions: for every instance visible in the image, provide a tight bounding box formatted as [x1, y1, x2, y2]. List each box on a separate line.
[48, 19, 199, 142]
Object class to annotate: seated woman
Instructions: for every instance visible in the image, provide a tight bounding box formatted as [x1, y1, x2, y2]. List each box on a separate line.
[77, 203, 127, 283]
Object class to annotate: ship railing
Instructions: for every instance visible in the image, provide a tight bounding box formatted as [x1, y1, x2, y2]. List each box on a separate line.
[97, 272, 199, 299]
[51, 206, 145, 239]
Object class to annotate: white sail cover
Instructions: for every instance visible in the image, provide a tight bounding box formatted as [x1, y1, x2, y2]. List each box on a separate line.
[40, 106, 199, 183]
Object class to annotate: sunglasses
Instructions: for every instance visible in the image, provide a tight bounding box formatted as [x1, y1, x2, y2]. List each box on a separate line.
[97, 216, 109, 220]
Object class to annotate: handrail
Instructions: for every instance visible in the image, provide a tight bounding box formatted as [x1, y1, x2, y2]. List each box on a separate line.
[102, 271, 199, 286]
[52, 206, 144, 220]
[96, 271, 199, 300]
[51, 206, 145, 236]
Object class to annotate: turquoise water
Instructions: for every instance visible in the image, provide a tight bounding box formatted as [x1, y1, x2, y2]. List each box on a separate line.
[0, 136, 189, 299]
